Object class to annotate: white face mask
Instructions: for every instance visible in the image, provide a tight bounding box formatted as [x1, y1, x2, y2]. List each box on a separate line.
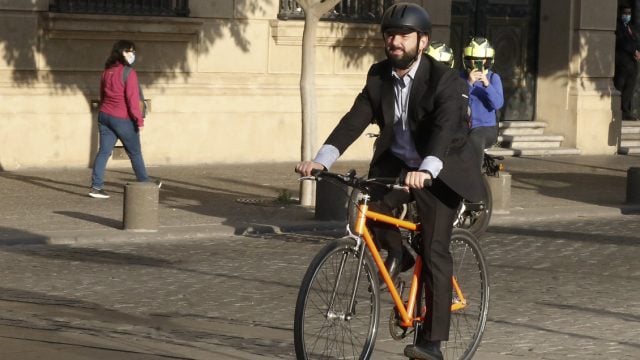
[622, 14, 632, 24]
[124, 51, 135, 65]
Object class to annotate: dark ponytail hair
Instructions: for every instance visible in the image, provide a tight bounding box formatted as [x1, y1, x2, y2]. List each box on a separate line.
[104, 40, 136, 69]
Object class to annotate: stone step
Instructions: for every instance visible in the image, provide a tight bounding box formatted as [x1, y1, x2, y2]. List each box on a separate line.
[620, 139, 640, 147]
[498, 121, 548, 136]
[498, 134, 565, 142]
[491, 121, 582, 156]
[622, 120, 640, 127]
[498, 134, 564, 149]
[486, 147, 582, 156]
[500, 127, 545, 135]
[621, 125, 640, 134]
[621, 133, 640, 140]
[619, 122, 640, 155]
[618, 146, 640, 155]
[498, 121, 548, 129]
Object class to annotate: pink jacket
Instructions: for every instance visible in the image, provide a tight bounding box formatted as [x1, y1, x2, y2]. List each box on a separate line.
[99, 63, 144, 128]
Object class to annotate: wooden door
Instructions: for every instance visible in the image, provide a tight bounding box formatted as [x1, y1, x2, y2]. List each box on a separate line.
[451, 0, 539, 121]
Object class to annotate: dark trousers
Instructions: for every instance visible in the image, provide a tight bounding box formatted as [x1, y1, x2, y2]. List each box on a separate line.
[368, 152, 461, 341]
[614, 55, 639, 117]
[469, 125, 498, 169]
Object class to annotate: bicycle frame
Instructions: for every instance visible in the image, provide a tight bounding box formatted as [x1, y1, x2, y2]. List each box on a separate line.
[352, 194, 468, 329]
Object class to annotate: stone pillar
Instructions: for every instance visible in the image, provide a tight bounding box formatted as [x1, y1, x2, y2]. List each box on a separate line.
[626, 167, 640, 203]
[538, 0, 618, 155]
[487, 172, 511, 214]
[123, 182, 159, 232]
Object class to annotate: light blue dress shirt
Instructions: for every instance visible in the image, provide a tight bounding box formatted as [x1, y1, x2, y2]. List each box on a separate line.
[314, 56, 443, 178]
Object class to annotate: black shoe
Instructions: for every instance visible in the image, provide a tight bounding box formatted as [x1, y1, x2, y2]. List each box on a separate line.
[404, 341, 443, 360]
[623, 113, 638, 121]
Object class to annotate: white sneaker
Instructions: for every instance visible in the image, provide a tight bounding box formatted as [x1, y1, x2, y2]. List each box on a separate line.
[89, 188, 110, 199]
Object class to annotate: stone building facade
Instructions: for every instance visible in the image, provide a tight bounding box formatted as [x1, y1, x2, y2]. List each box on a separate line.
[0, 0, 623, 170]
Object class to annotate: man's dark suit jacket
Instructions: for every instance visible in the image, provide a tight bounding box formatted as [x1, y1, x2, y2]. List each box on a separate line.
[616, 19, 640, 61]
[324, 54, 484, 203]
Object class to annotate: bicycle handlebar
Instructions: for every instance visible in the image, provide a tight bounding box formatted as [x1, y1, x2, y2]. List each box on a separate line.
[303, 169, 431, 192]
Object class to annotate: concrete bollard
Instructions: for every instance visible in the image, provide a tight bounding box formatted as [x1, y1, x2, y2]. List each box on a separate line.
[626, 167, 640, 204]
[486, 172, 511, 214]
[123, 182, 159, 232]
[315, 178, 349, 221]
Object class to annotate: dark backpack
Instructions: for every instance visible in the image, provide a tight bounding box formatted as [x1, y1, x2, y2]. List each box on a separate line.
[122, 66, 147, 118]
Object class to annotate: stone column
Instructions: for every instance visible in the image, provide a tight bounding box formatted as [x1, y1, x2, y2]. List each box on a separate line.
[538, 0, 618, 154]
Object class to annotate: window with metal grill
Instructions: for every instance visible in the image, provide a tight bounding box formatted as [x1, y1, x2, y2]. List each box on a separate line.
[49, 0, 190, 17]
[278, 0, 393, 23]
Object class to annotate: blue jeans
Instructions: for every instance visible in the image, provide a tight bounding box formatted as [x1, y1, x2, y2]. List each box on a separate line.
[91, 112, 149, 189]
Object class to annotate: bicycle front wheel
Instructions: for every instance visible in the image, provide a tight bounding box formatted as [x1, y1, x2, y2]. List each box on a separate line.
[444, 229, 490, 360]
[294, 237, 380, 360]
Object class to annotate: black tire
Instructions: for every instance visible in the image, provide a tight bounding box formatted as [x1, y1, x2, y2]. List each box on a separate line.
[294, 237, 380, 359]
[347, 188, 365, 234]
[454, 175, 492, 237]
[443, 229, 490, 360]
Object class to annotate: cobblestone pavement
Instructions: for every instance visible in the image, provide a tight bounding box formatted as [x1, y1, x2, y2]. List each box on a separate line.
[0, 215, 639, 359]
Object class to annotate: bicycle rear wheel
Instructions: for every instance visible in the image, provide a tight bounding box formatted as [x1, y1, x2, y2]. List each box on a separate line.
[454, 175, 492, 237]
[443, 229, 490, 360]
[294, 237, 380, 360]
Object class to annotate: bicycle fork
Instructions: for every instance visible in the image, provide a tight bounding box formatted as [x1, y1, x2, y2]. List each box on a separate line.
[325, 241, 368, 321]
[325, 192, 375, 321]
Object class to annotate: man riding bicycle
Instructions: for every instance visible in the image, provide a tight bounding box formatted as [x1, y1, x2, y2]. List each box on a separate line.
[296, 3, 484, 359]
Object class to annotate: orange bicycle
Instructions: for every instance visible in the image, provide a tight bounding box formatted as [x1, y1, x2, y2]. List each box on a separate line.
[293, 170, 490, 360]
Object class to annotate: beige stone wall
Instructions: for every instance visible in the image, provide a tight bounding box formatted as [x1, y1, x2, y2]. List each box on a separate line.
[1, 0, 624, 171]
[0, 0, 393, 170]
[6, 0, 560, 171]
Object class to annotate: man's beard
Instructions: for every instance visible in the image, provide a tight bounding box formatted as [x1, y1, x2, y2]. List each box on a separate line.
[385, 46, 419, 70]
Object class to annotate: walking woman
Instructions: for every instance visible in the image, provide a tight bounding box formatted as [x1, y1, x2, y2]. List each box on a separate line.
[89, 40, 158, 198]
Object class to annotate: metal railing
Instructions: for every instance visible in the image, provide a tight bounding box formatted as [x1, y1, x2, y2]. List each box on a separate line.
[279, 0, 392, 22]
[49, 0, 190, 17]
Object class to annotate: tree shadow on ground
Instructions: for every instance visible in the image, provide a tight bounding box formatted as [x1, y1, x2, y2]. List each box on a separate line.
[510, 172, 626, 207]
[488, 225, 640, 246]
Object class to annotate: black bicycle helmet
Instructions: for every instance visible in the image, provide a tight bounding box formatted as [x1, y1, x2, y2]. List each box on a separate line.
[381, 3, 431, 35]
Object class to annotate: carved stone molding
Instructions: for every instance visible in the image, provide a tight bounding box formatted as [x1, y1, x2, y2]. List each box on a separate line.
[269, 20, 381, 47]
[41, 12, 203, 41]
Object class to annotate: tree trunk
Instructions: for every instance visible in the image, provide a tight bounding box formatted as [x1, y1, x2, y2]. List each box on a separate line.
[299, 9, 320, 207]
[297, 0, 341, 207]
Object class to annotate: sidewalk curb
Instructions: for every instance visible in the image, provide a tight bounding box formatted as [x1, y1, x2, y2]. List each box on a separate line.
[2, 204, 637, 247]
[0, 221, 349, 246]
[491, 204, 640, 224]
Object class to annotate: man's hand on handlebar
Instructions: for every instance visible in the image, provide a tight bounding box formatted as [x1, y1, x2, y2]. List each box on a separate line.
[404, 171, 432, 189]
[295, 161, 325, 176]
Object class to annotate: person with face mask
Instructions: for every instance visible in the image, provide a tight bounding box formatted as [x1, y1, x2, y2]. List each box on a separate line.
[89, 40, 159, 199]
[296, 3, 484, 359]
[614, 4, 640, 121]
[462, 37, 504, 168]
